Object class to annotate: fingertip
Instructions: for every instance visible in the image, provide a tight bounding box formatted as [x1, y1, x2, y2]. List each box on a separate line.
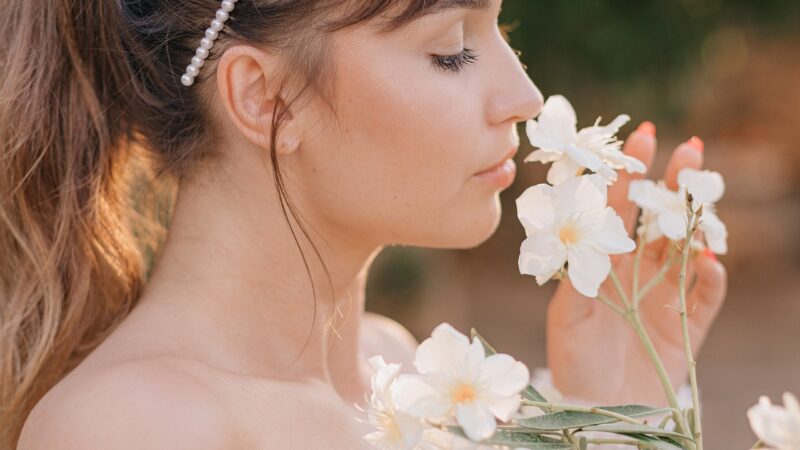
[701, 247, 718, 263]
[687, 136, 704, 153]
[623, 129, 657, 169]
[636, 121, 656, 137]
[695, 250, 727, 286]
[664, 142, 704, 190]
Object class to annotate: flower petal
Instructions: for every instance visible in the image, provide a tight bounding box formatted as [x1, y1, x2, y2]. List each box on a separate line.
[392, 374, 450, 419]
[516, 184, 555, 232]
[523, 148, 562, 164]
[551, 174, 607, 219]
[519, 232, 567, 284]
[628, 179, 665, 212]
[414, 323, 470, 375]
[369, 355, 401, 394]
[528, 95, 578, 150]
[637, 209, 665, 243]
[657, 211, 688, 241]
[465, 338, 487, 379]
[479, 354, 530, 398]
[615, 152, 647, 174]
[748, 394, 800, 449]
[487, 394, 522, 423]
[567, 244, 611, 298]
[394, 411, 426, 448]
[588, 208, 636, 255]
[678, 168, 725, 204]
[699, 211, 728, 254]
[546, 157, 582, 186]
[563, 143, 607, 176]
[784, 392, 800, 419]
[456, 402, 498, 442]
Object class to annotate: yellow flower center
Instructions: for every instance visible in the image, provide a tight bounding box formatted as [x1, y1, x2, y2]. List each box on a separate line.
[559, 224, 580, 245]
[452, 383, 477, 404]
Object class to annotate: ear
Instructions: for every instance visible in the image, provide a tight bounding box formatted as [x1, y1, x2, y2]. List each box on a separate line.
[215, 45, 302, 155]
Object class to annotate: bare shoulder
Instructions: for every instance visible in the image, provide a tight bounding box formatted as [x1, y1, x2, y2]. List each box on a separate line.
[362, 312, 418, 368]
[18, 357, 239, 450]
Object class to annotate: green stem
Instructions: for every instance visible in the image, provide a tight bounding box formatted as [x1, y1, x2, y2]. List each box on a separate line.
[601, 264, 692, 442]
[679, 214, 704, 450]
[597, 293, 626, 316]
[625, 311, 692, 439]
[632, 233, 647, 301]
[520, 400, 644, 425]
[635, 248, 679, 307]
[609, 268, 630, 307]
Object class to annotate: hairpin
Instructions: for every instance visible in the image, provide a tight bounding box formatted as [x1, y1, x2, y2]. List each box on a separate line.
[181, 0, 238, 87]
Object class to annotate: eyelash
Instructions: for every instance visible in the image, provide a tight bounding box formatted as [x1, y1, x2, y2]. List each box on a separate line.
[431, 48, 479, 73]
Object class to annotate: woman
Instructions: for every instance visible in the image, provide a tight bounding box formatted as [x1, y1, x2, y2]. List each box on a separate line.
[1, 0, 727, 448]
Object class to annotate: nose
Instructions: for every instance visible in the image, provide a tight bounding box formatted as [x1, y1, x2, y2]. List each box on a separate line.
[486, 45, 544, 126]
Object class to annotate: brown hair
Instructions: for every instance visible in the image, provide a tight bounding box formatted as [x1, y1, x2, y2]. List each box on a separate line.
[0, 0, 463, 447]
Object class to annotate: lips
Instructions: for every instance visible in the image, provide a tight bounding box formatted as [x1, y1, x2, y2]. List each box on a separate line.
[476, 146, 519, 176]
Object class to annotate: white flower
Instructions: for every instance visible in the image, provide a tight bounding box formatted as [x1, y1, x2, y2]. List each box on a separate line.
[392, 323, 530, 443]
[747, 392, 800, 450]
[524, 95, 646, 186]
[361, 356, 430, 450]
[628, 167, 728, 254]
[516, 174, 636, 297]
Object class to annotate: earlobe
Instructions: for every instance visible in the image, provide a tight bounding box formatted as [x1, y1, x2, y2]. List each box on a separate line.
[275, 119, 302, 155]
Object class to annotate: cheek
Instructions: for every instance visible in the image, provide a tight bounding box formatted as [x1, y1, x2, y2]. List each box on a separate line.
[291, 41, 496, 244]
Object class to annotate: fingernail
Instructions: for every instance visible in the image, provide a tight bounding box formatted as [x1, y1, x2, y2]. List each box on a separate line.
[702, 247, 718, 262]
[686, 136, 704, 153]
[636, 121, 656, 137]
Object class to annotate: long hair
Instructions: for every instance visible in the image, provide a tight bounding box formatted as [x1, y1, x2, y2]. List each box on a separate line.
[0, 0, 462, 447]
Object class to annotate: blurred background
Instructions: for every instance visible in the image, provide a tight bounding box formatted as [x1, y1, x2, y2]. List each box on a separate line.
[364, 1, 800, 448]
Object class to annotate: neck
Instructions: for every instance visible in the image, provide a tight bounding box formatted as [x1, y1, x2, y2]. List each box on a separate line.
[136, 146, 382, 404]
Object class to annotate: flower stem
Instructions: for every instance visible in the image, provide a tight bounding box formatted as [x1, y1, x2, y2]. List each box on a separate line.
[679, 212, 704, 450]
[635, 247, 679, 307]
[632, 233, 647, 301]
[519, 400, 644, 425]
[597, 293, 626, 316]
[625, 311, 692, 440]
[598, 276, 692, 441]
[609, 268, 630, 307]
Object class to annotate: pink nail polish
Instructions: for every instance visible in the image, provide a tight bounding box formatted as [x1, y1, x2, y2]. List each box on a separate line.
[636, 121, 656, 137]
[702, 247, 717, 262]
[687, 136, 704, 153]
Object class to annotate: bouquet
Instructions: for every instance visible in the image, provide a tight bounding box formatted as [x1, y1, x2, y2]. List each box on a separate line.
[358, 95, 798, 450]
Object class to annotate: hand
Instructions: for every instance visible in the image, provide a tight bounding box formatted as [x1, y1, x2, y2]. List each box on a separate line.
[545, 123, 728, 407]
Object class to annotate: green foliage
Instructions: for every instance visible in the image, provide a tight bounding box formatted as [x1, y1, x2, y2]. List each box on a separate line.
[516, 405, 672, 431]
[500, 0, 800, 123]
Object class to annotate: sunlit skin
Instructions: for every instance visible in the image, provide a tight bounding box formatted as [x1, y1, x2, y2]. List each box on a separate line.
[18, 0, 726, 448]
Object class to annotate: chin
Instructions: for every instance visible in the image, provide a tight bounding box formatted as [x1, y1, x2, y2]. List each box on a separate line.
[429, 196, 504, 250]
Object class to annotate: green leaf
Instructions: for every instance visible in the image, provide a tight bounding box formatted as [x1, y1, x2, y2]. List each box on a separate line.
[516, 405, 671, 431]
[444, 426, 572, 449]
[580, 423, 692, 441]
[470, 328, 549, 404]
[621, 433, 686, 449]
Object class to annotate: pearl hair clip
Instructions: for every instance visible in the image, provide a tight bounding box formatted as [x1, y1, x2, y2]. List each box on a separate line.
[181, 0, 238, 87]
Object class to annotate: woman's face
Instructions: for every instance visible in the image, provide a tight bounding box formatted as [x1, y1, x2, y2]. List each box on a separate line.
[284, 0, 543, 250]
